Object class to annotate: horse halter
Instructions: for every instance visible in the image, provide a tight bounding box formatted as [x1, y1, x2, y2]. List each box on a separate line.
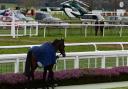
[52, 39, 66, 57]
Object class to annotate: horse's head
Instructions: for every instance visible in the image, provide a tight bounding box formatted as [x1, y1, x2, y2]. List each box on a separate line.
[52, 39, 66, 57]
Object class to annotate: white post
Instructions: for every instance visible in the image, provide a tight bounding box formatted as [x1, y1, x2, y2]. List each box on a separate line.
[22, 61, 25, 72]
[116, 57, 119, 67]
[24, 21, 27, 35]
[15, 58, 19, 73]
[64, 59, 66, 70]
[119, 25, 123, 37]
[127, 56, 128, 66]
[74, 56, 79, 69]
[35, 22, 38, 36]
[11, 11, 15, 38]
[88, 58, 90, 68]
[64, 28, 67, 38]
[122, 57, 125, 66]
[120, 43, 124, 50]
[95, 58, 97, 68]
[44, 26, 46, 38]
[93, 43, 97, 51]
[29, 26, 32, 37]
[16, 26, 19, 38]
[84, 26, 87, 37]
[101, 56, 105, 68]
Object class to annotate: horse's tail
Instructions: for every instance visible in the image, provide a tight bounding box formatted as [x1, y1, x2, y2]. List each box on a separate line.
[24, 49, 32, 77]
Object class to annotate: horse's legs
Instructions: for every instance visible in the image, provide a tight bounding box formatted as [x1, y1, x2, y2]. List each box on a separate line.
[30, 55, 37, 80]
[47, 64, 54, 82]
[43, 65, 54, 89]
[24, 50, 32, 80]
[44, 64, 54, 89]
[43, 66, 48, 82]
[43, 68, 47, 81]
[43, 67, 48, 88]
[30, 68, 35, 80]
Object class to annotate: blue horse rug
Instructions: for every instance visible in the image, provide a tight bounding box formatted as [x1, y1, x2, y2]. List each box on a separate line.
[31, 42, 56, 67]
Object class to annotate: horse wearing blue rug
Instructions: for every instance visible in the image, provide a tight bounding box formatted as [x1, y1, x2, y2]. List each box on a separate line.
[24, 39, 66, 89]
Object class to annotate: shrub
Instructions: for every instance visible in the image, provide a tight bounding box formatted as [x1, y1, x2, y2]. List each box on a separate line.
[0, 66, 128, 89]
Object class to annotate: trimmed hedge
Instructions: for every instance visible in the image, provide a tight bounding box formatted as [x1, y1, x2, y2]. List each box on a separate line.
[0, 66, 128, 89]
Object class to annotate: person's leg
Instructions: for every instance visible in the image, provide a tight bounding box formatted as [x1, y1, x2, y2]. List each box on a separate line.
[100, 27, 103, 36]
[95, 21, 99, 36]
[95, 27, 99, 36]
[100, 21, 104, 36]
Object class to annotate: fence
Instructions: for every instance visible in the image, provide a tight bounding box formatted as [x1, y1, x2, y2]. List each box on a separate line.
[1, 20, 128, 38]
[14, 22, 128, 38]
[0, 50, 128, 73]
[0, 21, 39, 38]
[1, 42, 128, 50]
[0, 42, 128, 73]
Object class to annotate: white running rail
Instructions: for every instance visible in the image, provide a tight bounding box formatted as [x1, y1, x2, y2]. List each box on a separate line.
[0, 50, 128, 73]
[0, 21, 128, 38]
[0, 42, 128, 73]
[0, 42, 128, 51]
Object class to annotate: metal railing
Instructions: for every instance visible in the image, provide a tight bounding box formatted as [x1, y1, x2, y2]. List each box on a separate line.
[0, 42, 128, 73]
[0, 50, 128, 73]
[0, 20, 128, 38]
[0, 42, 128, 51]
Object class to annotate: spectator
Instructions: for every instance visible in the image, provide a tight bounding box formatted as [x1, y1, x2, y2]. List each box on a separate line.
[95, 19, 99, 36]
[99, 20, 104, 36]
[95, 19, 104, 36]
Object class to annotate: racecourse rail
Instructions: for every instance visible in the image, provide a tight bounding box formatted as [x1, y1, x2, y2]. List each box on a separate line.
[0, 20, 128, 38]
[0, 42, 128, 73]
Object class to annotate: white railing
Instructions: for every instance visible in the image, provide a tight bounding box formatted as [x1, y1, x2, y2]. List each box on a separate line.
[19, 23, 128, 38]
[0, 21, 39, 38]
[0, 42, 128, 51]
[0, 50, 128, 73]
[1, 21, 128, 38]
[0, 42, 128, 73]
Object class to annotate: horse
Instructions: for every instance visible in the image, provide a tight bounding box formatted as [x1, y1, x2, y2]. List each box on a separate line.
[24, 39, 66, 88]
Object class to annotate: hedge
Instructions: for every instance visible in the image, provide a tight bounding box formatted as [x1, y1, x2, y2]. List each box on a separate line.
[0, 66, 128, 89]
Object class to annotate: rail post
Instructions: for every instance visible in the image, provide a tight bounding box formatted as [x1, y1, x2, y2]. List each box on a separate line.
[15, 58, 19, 73]
[11, 11, 15, 38]
[74, 56, 79, 69]
[101, 56, 105, 68]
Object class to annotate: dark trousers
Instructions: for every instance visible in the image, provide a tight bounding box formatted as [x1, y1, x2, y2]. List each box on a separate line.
[95, 23, 104, 36]
[95, 26, 99, 36]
